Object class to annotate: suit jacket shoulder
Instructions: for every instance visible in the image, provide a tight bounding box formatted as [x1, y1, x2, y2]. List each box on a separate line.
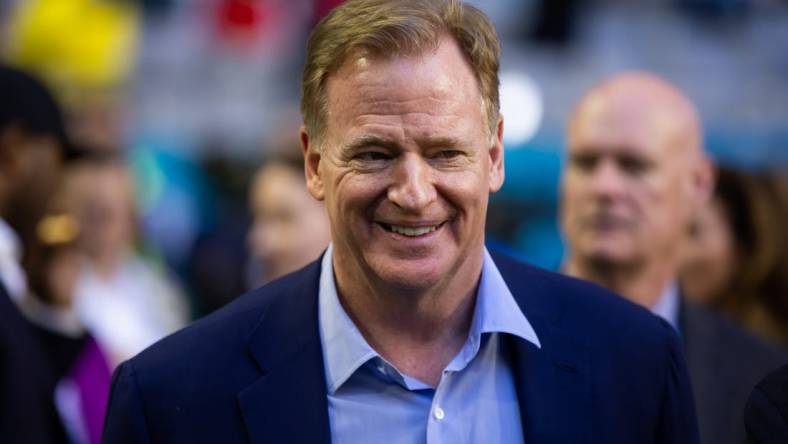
[103, 259, 330, 444]
[491, 251, 700, 443]
[492, 251, 676, 351]
[125, 263, 308, 381]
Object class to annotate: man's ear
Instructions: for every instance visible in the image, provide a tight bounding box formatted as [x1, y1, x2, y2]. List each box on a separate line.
[691, 153, 714, 207]
[301, 126, 325, 201]
[488, 116, 505, 193]
[0, 125, 24, 173]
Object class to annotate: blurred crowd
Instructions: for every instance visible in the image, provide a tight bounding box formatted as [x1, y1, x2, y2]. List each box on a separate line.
[0, 0, 786, 443]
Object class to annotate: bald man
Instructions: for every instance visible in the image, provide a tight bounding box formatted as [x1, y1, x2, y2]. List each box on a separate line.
[560, 72, 786, 444]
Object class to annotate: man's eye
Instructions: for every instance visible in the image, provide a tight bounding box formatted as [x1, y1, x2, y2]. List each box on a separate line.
[618, 156, 650, 175]
[355, 151, 390, 161]
[570, 154, 597, 171]
[436, 150, 463, 159]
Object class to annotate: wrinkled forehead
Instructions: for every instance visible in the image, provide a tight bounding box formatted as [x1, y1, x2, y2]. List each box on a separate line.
[329, 39, 476, 93]
[324, 38, 484, 127]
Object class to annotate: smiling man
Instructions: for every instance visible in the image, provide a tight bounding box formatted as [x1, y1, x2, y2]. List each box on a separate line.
[103, 2, 699, 443]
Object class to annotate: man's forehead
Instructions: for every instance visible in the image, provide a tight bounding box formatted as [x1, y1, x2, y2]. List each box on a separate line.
[328, 39, 473, 94]
[571, 96, 691, 156]
[570, 74, 701, 156]
[323, 39, 482, 131]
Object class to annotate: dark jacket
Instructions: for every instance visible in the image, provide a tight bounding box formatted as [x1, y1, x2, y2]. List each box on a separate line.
[743, 363, 788, 443]
[103, 252, 700, 443]
[682, 302, 787, 444]
[0, 284, 66, 443]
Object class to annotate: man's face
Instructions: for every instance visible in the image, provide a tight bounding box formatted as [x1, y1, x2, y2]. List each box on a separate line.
[248, 164, 330, 283]
[66, 165, 134, 259]
[2, 132, 62, 241]
[561, 99, 699, 268]
[303, 37, 504, 293]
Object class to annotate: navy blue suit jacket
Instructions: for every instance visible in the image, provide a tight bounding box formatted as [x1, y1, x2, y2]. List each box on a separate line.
[103, 252, 699, 443]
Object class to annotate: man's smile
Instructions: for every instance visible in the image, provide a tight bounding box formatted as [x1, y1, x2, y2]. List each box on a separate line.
[377, 221, 447, 238]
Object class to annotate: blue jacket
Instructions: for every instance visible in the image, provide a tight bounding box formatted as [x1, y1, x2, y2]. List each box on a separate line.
[103, 252, 699, 443]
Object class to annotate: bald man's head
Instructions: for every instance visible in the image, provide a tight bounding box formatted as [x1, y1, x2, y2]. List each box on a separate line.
[568, 72, 703, 162]
[561, 72, 713, 297]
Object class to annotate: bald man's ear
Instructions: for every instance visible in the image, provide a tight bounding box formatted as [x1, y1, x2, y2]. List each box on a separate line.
[488, 116, 505, 193]
[691, 153, 715, 207]
[301, 126, 325, 201]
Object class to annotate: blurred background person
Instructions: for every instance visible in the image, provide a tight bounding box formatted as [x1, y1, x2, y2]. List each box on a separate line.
[21, 189, 112, 444]
[559, 71, 786, 444]
[246, 151, 330, 287]
[62, 153, 190, 366]
[0, 63, 99, 444]
[680, 166, 788, 346]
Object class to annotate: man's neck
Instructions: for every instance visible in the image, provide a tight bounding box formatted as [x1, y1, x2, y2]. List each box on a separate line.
[332, 253, 483, 387]
[565, 256, 676, 309]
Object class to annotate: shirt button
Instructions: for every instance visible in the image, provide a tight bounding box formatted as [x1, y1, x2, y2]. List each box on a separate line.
[433, 406, 445, 421]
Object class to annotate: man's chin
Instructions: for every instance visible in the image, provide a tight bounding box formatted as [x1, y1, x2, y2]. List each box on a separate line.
[367, 256, 447, 293]
[582, 248, 642, 272]
[576, 235, 637, 261]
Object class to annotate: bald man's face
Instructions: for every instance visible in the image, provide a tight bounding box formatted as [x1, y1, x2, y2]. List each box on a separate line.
[561, 90, 708, 270]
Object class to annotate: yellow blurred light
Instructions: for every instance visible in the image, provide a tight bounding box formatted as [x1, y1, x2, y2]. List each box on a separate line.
[37, 213, 80, 246]
[5, 0, 140, 89]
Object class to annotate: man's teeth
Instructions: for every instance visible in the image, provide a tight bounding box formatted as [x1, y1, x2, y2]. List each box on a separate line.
[390, 224, 439, 237]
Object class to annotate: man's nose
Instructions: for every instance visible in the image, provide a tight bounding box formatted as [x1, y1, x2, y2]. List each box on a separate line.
[387, 153, 437, 212]
[589, 160, 627, 198]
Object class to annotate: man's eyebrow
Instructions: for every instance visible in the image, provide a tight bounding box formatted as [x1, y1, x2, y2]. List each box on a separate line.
[568, 150, 596, 159]
[343, 135, 465, 152]
[344, 135, 398, 151]
[422, 136, 463, 149]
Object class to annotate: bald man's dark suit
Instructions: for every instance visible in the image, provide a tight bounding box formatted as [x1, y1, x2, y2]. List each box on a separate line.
[681, 302, 787, 444]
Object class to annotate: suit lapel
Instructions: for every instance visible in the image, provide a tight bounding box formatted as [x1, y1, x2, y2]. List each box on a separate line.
[506, 326, 593, 444]
[493, 252, 594, 443]
[237, 260, 332, 444]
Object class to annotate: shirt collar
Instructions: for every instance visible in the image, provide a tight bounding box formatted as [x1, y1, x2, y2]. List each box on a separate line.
[318, 244, 378, 394]
[0, 218, 21, 260]
[0, 218, 26, 301]
[651, 281, 680, 330]
[318, 244, 540, 394]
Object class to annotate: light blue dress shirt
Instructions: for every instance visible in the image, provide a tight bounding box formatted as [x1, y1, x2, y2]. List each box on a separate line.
[318, 244, 541, 444]
[651, 281, 680, 331]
